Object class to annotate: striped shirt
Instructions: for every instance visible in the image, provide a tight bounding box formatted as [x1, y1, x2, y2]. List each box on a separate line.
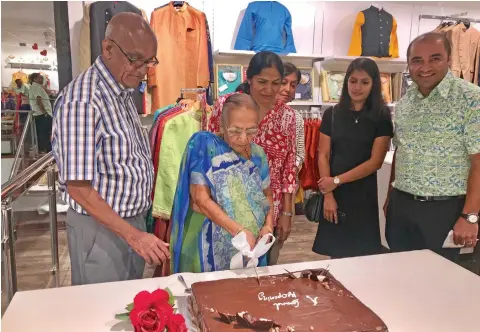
[51, 57, 154, 218]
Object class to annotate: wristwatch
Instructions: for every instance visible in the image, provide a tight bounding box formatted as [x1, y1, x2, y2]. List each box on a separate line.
[460, 213, 479, 224]
[333, 176, 341, 185]
[282, 211, 293, 217]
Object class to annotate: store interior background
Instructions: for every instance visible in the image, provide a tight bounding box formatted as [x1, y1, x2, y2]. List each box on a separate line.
[1, 1, 58, 91]
[67, 0, 480, 78]
[1, 0, 479, 314]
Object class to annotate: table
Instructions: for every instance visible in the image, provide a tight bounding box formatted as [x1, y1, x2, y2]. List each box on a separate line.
[2, 250, 480, 332]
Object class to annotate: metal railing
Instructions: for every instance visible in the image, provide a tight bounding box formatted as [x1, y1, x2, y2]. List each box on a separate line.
[9, 113, 34, 179]
[1, 152, 59, 307]
[1, 109, 39, 165]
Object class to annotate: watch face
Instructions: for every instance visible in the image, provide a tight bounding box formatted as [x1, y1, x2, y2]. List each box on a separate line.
[468, 214, 479, 223]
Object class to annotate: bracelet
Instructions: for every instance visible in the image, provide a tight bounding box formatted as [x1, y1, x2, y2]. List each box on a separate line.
[282, 211, 293, 217]
[235, 228, 245, 236]
[263, 225, 274, 232]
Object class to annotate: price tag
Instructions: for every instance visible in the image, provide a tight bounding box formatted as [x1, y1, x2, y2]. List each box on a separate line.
[219, 84, 228, 93]
[139, 81, 146, 93]
[295, 93, 301, 99]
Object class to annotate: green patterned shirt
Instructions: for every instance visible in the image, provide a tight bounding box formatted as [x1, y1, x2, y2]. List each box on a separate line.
[393, 71, 480, 196]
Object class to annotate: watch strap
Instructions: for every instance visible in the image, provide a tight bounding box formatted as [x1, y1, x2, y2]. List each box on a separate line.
[460, 213, 479, 224]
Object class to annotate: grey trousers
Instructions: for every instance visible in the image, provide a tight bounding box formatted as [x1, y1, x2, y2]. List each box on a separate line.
[66, 209, 146, 285]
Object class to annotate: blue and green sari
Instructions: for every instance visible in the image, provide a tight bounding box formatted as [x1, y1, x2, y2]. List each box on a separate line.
[171, 131, 271, 273]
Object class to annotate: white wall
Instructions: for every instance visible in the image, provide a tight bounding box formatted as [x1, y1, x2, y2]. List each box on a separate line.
[212, 0, 480, 57]
[1, 45, 59, 91]
[67, 1, 480, 77]
[68, 0, 208, 77]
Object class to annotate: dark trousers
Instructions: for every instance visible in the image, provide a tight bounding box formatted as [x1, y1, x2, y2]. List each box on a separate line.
[18, 104, 31, 123]
[34, 114, 52, 153]
[386, 189, 479, 274]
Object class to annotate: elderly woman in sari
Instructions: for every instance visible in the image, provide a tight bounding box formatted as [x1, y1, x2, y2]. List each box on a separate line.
[170, 93, 274, 273]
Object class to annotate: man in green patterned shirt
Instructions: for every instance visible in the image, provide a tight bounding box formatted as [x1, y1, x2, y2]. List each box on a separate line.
[385, 33, 480, 270]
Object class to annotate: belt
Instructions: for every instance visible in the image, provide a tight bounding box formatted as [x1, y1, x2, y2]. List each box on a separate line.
[397, 190, 466, 202]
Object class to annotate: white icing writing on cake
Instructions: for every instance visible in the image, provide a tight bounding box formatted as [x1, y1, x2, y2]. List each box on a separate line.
[258, 291, 297, 302]
[306, 295, 318, 306]
[273, 299, 300, 311]
[258, 292, 299, 311]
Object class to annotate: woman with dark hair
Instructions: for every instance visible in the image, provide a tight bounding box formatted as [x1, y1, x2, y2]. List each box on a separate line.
[313, 57, 393, 258]
[277, 62, 301, 104]
[277, 62, 304, 170]
[210, 52, 297, 265]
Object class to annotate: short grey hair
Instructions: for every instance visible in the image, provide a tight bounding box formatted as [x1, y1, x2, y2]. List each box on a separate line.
[220, 94, 260, 128]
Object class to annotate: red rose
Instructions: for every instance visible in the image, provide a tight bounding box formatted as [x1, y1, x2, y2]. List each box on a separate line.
[130, 290, 173, 332]
[166, 314, 188, 332]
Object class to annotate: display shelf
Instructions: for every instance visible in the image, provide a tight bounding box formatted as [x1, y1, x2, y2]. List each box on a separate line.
[288, 101, 323, 106]
[321, 56, 407, 73]
[213, 49, 326, 101]
[5, 62, 55, 71]
[304, 101, 397, 108]
[213, 49, 328, 63]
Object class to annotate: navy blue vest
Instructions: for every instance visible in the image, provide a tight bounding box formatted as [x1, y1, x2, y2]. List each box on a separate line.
[361, 6, 393, 57]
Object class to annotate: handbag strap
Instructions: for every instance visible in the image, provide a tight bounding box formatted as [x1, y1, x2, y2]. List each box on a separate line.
[330, 106, 335, 157]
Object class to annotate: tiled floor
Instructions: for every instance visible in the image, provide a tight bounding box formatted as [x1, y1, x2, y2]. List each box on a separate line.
[1, 215, 325, 314]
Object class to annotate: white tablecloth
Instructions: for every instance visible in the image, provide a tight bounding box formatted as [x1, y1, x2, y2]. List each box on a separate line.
[2, 250, 480, 332]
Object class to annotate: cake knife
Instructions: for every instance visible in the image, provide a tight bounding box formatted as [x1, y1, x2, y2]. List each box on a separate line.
[253, 266, 261, 285]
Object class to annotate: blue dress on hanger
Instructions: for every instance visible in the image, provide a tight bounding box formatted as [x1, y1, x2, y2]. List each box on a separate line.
[234, 1, 296, 54]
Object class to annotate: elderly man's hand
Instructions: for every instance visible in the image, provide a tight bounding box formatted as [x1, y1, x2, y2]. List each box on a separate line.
[129, 232, 171, 265]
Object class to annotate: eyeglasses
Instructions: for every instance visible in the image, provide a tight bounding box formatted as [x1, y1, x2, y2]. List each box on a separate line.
[109, 39, 159, 68]
[226, 127, 259, 138]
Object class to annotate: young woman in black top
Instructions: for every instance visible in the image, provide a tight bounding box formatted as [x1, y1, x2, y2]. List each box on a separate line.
[313, 58, 393, 258]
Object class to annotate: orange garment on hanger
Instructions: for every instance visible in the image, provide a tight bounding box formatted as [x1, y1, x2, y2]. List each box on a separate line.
[300, 119, 322, 190]
[11, 71, 28, 87]
[148, 2, 210, 111]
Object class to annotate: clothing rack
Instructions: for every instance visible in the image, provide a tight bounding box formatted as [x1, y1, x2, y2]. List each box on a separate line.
[299, 108, 322, 120]
[178, 88, 207, 103]
[417, 13, 480, 36]
[180, 88, 206, 93]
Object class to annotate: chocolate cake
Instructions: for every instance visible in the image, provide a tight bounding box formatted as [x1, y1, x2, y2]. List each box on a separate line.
[189, 269, 388, 332]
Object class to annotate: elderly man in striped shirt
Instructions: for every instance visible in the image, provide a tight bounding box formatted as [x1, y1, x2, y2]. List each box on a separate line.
[51, 13, 168, 285]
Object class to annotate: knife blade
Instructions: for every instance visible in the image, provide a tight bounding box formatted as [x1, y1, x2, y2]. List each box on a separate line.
[254, 266, 261, 285]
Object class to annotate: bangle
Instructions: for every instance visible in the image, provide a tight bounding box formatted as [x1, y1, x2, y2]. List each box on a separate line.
[282, 211, 293, 217]
[235, 227, 244, 236]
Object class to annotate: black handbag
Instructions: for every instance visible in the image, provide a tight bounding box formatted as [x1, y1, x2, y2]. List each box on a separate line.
[304, 107, 335, 223]
[304, 191, 325, 223]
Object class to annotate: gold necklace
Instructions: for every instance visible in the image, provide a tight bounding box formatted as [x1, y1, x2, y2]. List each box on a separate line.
[244, 147, 251, 159]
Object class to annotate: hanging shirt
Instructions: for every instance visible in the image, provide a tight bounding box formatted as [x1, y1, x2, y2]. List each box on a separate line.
[148, 2, 210, 111]
[11, 72, 28, 86]
[293, 110, 305, 170]
[152, 109, 202, 219]
[51, 56, 153, 218]
[234, 1, 296, 54]
[348, 6, 399, 58]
